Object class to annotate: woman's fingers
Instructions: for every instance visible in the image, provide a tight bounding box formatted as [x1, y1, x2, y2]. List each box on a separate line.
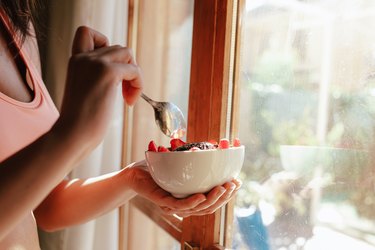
[160, 193, 207, 212]
[186, 182, 235, 214]
[232, 178, 242, 190]
[162, 187, 225, 213]
[72, 26, 109, 55]
[122, 80, 142, 105]
[113, 63, 142, 105]
[161, 180, 241, 217]
[92, 45, 136, 64]
[174, 190, 240, 217]
[192, 186, 227, 211]
[71, 26, 143, 105]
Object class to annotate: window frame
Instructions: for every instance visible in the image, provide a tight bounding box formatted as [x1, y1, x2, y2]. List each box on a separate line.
[120, 0, 244, 249]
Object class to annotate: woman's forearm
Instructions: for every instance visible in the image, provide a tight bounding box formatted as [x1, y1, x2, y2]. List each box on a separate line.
[34, 165, 138, 231]
[0, 125, 90, 240]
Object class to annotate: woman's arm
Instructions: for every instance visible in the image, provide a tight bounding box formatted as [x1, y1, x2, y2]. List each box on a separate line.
[34, 161, 241, 231]
[0, 26, 143, 240]
[34, 162, 139, 231]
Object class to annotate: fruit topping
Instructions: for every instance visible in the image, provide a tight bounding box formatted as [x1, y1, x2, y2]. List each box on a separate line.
[147, 138, 241, 152]
[233, 138, 241, 147]
[174, 142, 216, 151]
[157, 146, 170, 152]
[170, 138, 186, 151]
[218, 138, 230, 149]
[148, 140, 158, 152]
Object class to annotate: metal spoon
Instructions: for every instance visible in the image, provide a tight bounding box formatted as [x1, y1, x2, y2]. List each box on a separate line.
[141, 93, 187, 138]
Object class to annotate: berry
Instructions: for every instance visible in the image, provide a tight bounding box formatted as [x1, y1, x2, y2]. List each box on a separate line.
[148, 140, 157, 152]
[170, 138, 186, 151]
[158, 146, 169, 152]
[218, 138, 230, 149]
[233, 138, 241, 147]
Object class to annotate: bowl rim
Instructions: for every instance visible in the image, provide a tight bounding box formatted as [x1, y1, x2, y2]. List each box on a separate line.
[145, 145, 245, 154]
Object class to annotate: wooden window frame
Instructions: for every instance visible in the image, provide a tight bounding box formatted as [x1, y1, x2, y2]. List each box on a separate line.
[120, 0, 245, 249]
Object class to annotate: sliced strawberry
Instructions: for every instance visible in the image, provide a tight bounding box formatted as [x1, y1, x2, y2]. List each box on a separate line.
[148, 140, 158, 152]
[233, 138, 241, 147]
[170, 138, 186, 151]
[218, 138, 230, 149]
[158, 146, 169, 152]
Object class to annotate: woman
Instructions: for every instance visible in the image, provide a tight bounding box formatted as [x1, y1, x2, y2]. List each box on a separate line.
[0, 0, 241, 249]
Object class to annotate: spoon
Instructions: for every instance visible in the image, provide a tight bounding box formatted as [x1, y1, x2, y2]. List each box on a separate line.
[141, 93, 187, 138]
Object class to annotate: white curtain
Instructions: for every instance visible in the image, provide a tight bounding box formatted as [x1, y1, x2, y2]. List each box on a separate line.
[39, 0, 128, 249]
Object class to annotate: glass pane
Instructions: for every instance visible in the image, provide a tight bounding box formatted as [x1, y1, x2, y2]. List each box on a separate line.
[234, 0, 375, 249]
[128, 0, 194, 249]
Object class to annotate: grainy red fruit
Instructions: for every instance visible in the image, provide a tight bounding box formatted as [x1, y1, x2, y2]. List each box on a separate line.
[218, 138, 230, 149]
[233, 138, 241, 147]
[170, 138, 186, 151]
[158, 146, 169, 152]
[148, 141, 157, 152]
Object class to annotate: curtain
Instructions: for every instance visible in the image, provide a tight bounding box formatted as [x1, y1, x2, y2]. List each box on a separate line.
[125, 1, 194, 249]
[39, 0, 128, 249]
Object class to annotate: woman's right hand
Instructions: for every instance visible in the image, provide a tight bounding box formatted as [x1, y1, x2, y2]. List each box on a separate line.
[125, 164, 241, 218]
[54, 26, 143, 149]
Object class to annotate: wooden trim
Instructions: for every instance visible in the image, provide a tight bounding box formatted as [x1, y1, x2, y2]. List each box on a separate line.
[130, 196, 182, 241]
[186, 0, 234, 142]
[182, 0, 236, 248]
[224, 0, 244, 248]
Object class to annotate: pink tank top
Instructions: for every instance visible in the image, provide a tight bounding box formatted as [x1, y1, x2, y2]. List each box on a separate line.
[0, 9, 59, 162]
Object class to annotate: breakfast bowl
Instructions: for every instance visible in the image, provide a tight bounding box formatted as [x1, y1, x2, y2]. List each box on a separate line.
[145, 141, 245, 198]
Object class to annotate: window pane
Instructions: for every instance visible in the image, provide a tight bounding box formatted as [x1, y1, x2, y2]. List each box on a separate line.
[234, 0, 375, 249]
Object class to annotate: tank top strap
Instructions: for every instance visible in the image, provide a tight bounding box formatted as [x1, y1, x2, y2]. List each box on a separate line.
[0, 8, 56, 111]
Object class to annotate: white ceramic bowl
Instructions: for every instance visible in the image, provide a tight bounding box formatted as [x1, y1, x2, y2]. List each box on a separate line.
[145, 146, 245, 198]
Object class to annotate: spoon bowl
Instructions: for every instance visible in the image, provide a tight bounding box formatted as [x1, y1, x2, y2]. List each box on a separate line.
[141, 93, 186, 138]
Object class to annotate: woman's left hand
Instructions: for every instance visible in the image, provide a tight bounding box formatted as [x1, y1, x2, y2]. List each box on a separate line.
[126, 164, 242, 217]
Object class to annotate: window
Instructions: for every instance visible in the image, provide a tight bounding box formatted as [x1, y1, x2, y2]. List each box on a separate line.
[233, 0, 375, 249]
[121, 0, 239, 249]
[122, 0, 375, 249]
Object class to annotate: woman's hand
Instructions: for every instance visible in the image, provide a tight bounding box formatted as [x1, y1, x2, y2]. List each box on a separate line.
[54, 26, 143, 149]
[127, 165, 242, 217]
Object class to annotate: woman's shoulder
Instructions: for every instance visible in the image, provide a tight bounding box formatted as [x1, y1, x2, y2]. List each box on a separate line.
[22, 23, 42, 75]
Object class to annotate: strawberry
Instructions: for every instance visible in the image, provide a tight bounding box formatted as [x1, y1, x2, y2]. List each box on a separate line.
[170, 138, 186, 151]
[233, 138, 241, 147]
[148, 140, 157, 152]
[158, 146, 169, 152]
[218, 138, 230, 149]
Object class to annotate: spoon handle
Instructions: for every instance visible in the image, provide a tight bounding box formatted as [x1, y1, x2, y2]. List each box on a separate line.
[141, 93, 157, 107]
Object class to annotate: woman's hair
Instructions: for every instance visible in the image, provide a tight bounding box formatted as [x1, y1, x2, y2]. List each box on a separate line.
[0, 0, 40, 42]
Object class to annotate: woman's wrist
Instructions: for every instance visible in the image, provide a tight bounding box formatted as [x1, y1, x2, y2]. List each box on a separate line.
[47, 119, 94, 168]
[119, 161, 148, 192]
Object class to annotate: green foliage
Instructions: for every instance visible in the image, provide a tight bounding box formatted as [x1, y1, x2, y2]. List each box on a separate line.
[252, 51, 295, 88]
